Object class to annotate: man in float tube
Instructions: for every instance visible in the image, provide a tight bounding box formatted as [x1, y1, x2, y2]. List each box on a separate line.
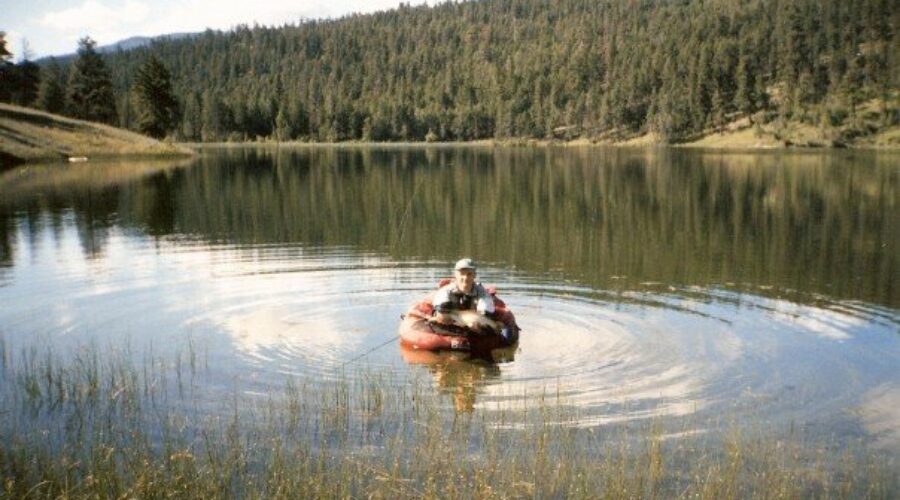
[432, 258, 517, 344]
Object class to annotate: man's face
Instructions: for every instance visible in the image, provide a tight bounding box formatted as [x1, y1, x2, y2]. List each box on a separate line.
[455, 268, 476, 293]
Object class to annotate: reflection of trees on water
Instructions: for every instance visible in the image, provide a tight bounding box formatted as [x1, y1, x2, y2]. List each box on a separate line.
[0, 178, 120, 261]
[0, 216, 12, 268]
[0, 159, 191, 263]
[0, 148, 896, 307]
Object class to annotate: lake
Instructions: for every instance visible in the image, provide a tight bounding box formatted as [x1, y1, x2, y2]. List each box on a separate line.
[1, 146, 898, 466]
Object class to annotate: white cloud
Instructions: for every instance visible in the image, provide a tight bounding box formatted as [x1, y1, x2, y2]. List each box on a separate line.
[40, 0, 150, 31]
[143, 0, 321, 35]
[144, 0, 424, 34]
[858, 384, 900, 452]
[26, 0, 433, 56]
[37, 0, 151, 51]
[767, 300, 863, 341]
[38, 0, 425, 39]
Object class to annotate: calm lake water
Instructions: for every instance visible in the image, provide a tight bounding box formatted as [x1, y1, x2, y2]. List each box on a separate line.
[1, 146, 898, 450]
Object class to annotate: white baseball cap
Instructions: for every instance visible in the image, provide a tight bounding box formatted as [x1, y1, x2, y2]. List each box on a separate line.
[454, 258, 476, 271]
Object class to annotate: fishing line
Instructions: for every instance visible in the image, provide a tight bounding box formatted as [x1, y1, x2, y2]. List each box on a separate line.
[338, 333, 400, 369]
[392, 175, 426, 251]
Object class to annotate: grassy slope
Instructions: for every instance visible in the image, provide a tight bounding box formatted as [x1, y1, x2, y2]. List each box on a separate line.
[684, 119, 900, 149]
[0, 103, 193, 167]
[683, 97, 900, 149]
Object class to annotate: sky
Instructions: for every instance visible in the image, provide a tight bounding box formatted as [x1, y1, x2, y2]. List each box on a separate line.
[2, 0, 433, 59]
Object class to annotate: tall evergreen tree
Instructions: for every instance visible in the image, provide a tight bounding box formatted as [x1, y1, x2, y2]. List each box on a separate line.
[0, 32, 10, 62]
[0, 36, 41, 107]
[36, 58, 66, 114]
[734, 51, 758, 118]
[181, 92, 202, 140]
[10, 39, 40, 106]
[0, 32, 14, 103]
[201, 90, 225, 141]
[11, 60, 41, 107]
[66, 37, 117, 124]
[131, 55, 180, 138]
[274, 104, 293, 141]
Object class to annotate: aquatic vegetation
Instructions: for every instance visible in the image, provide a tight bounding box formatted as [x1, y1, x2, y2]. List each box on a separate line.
[0, 344, 895, 499]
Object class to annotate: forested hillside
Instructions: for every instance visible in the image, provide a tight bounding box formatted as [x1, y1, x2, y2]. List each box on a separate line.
[11, 0, 900, 143]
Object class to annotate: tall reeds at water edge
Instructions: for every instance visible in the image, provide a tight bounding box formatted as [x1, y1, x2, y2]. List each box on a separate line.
[0, 341, 895, 499]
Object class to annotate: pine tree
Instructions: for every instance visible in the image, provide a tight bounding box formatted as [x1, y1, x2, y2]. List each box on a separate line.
[734, 52, 757, 118]
[0, 33, 10, 62]
[201, 90, 224, 141]
[131, 55, 180, 138]
[289, 98, 310, 138]
[711, 88, 727, 130]
[274, 105, 293, 141]
[181, 92, 202, 140]
[5, 61, 40, 107]
[9, 39, 40, 107]
[36, 59, 66, 114]
[66, 37, 117, 124]
[0, 32, 14, 103]
[0, 36, 41, 107]
[118, 89, 132, 129]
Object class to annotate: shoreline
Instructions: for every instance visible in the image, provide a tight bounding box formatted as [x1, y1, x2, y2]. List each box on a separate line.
[182, 113, 900, 152]
[182, 137, 900, 151]
[183, 103, 900, 151]
[4, 102, 896, 166]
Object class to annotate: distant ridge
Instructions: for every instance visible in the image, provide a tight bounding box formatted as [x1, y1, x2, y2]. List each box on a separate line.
[38, 32, 198, 62]
[97, 33, 198, 54]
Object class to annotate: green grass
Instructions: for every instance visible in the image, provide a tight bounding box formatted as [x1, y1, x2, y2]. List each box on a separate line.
[0, 341, 895, 499]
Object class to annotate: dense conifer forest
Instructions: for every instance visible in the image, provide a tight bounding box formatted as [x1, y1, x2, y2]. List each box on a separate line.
[3, 0, 898, 143]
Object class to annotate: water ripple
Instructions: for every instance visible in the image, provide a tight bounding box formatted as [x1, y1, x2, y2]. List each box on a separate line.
[0, 228, 898, 439]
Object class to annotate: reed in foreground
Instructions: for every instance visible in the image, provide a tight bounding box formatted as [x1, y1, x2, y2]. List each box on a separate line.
[0, 343, 896, 499]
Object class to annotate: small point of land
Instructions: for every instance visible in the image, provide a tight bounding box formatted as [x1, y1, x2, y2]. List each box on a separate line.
[0, 103, 194, 168]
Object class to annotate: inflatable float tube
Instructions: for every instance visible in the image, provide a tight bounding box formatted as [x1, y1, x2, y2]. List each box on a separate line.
[399, 341, 518, 365]
[399, 279, 520, 355]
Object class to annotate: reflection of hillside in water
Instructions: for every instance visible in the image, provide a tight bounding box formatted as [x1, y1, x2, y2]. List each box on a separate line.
[0, 147, 896, 307]
[0, 159, 192, 198]
[0, 158, 192, 265]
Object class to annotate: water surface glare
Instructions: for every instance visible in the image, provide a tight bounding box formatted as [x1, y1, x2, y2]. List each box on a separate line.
[0, 146, 898, 451]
